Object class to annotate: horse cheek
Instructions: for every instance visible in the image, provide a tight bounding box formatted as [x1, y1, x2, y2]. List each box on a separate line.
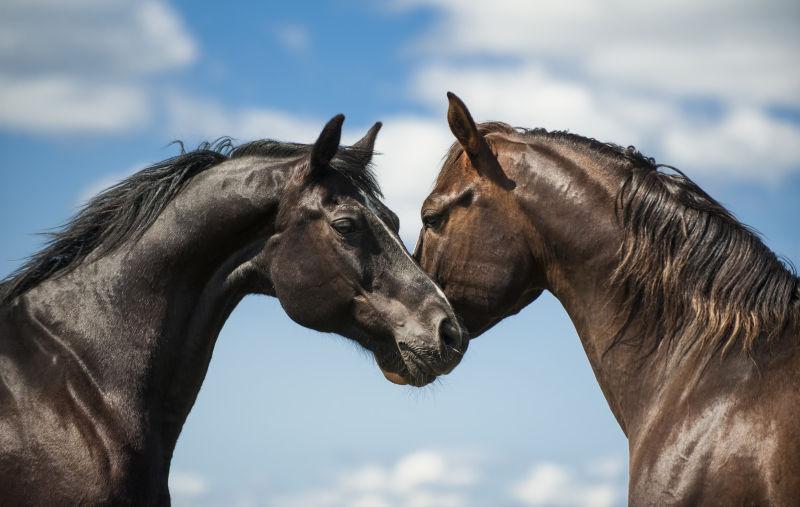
[270, 241, 351, 332]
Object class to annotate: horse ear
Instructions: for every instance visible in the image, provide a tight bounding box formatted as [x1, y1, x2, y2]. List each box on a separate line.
[447, 92, 512, 187]
[353, 121, 382, 152]
[309, 114, 345, 178]
[446, 92, 490, 161]
[350, 121, 382, 165]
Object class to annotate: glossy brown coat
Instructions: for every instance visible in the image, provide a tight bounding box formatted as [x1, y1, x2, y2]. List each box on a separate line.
[415, 93, 800, 505]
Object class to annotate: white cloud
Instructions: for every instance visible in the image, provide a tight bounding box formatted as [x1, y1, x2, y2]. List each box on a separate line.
[586, 42, 799, 107]
[389, 0, 800, 184]
[0, 77, 150, 134]
[512, 460, 623, 507]
[136, 0, 197, 72]
[393, 450, 477, 491]
[257, 453, 624, 507]
[394, 0, 800, 106]
[0, 0, 196, 77]
[0, 0, 197, 133]
[273, 23, 311, 54]
[408, 62, 800, 180]
[169, 470, 209, 498]
[514, 463, 572, 505]
[411, 63, 664, 144]
[369, 117, 453, 243]
[340, 465, 392, 492]
[275, 449, 478, 507]
[166, 93, 322, 143]
[662, 107, 800, 180]
[585, 457, 625, 480]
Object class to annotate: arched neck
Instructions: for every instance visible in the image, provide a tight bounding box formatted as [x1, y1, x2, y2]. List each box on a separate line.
[510, 143, 656, 436]
[511, 142, 765, 440]
[19, 158, 288, 454]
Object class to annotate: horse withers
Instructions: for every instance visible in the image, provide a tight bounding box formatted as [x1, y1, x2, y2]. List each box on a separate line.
[415, 92, 800, 505]
[0, 115, 466, 505]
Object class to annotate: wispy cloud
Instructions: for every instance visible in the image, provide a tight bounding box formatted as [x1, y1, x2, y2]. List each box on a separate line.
[0, 0, 197, 133]
[169, 470, 209, 498]
[365, 116, 453, 243]
[198, 451, 625, 507]
[393, 0, 800, 182]
[275, 449, 479, 507]
[409, 62, 800, 180]
[0, 77, 151, 134]
[272, 23, 311, 54]
[512, 459, 625, 507]
[393, 0, 800, 107]
[165, 93, 322, 144]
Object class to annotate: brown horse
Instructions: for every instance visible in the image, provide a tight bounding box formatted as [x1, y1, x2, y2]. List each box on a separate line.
[0, 115, 466, 505]
[415, 92, 800, 505]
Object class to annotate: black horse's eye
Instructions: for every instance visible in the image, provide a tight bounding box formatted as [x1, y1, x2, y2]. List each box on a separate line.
[422, 211, 443, 230]
[331, 217, 358, 235]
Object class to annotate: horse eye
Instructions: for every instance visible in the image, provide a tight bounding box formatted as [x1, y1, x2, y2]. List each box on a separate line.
[331, 217, 357, 235]
[422, 211, 443, 230]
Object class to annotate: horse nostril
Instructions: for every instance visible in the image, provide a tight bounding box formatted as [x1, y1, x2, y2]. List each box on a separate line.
[439, 318, 462, 350]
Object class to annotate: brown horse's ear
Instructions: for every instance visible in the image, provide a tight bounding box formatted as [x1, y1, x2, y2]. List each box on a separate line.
[309, 114, 345, 178]
[447, 92, 490, 161]
[447, 92, 510, 187]
[350, 121, 382, 165]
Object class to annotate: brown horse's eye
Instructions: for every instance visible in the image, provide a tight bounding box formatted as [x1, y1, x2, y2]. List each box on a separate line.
[331, 217, 358, 235]
[422, 211, 443, 230]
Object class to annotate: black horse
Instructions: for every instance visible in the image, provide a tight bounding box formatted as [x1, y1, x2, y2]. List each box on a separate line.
[0, 115, 467, 505]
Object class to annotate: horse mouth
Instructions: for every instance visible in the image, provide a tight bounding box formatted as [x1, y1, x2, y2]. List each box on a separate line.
[379, 364, 437, 387]
[375, 347, 440, 387]
[375, 342, 455, 387]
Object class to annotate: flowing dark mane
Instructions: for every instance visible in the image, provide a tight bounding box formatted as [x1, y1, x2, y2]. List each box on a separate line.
[609, 157, 798, 357]
[1, 138, 380, 304]
[445, 121, 799, 356]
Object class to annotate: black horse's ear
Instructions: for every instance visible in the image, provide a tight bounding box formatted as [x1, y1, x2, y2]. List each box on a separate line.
[446, 92, 491, 161]
[349, 121, 382, 166]
[353, 121, 382, 152]
[309, 114, 345, 178]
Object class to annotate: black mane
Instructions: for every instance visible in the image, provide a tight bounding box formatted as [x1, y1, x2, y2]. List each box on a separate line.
[1, 138, 381, 304]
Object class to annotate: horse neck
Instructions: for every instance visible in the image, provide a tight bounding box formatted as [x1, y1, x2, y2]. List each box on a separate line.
[514, 142, 683, 435]
[20, 157, 289, 451]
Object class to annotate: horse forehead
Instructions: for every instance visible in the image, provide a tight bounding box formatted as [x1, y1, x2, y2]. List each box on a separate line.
[428, 161, 474, 205]
[436, 154, 476, 190]
[355, 191, 399, 234]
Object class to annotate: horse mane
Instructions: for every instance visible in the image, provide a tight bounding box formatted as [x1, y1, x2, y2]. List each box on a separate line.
[447, 121, 799, 356]
[609, 157, 798, 357]
[1, 138, 380, 305]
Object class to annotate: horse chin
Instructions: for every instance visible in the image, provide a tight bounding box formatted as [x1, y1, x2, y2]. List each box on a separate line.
[380, 368, 410, 385]
[380, 367, 437, 387]
[375, 353, 437, 387]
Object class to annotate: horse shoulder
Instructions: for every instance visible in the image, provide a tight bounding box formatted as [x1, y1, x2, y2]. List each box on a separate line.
[0, 300, 145, 504]
[629, 349, 800, 506]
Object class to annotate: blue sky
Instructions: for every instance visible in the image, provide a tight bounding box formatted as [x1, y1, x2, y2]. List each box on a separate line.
[1, 1, 798, 506]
